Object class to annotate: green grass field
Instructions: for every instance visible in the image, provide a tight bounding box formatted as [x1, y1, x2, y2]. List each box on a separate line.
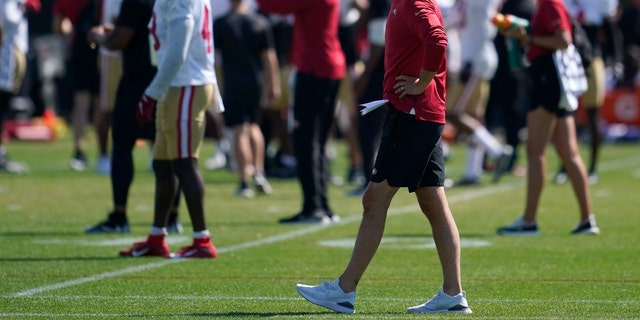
[1, 133, 639, 319]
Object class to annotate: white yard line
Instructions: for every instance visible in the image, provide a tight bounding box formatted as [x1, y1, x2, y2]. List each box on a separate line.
[8, 155, 640, 298]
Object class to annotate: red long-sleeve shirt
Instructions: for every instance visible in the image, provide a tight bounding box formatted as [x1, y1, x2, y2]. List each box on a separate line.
[383, 0, 447, 123]
[255, 0, 345, 80]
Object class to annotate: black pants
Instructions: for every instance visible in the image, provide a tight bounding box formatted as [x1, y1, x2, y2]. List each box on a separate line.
[110, 78, 155, 208]
[292, 72, 341, 214]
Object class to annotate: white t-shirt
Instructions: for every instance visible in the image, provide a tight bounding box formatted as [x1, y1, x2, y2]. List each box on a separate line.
[145, 0, 217, 99]
[457, 0, 501, 80]
[564, 0, 618, 25]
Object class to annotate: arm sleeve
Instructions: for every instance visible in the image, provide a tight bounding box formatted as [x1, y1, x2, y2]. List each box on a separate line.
[0, 0, 24, 33]
[145, 7, 194, 99]
[407, 0, 447, 72]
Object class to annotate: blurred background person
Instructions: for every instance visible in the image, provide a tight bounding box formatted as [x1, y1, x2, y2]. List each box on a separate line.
[445, 0, 513, 187]
[85, 0, 183, 234]
[486, 0, 535, 177]
[214, 0, 279, 198]
[53, 0, 109, 173]
[257, 0, 345, 224]
[618, 0, 640, 88]
[497, 0, 600, 236]
[554, 0, 623, 185]
[0, 0, 40, 174]
[347, 0, 390, 197]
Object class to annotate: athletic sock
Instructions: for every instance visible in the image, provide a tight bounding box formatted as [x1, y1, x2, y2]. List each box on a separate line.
[193, 230, 210, 239]
[472, 127, 503, 158]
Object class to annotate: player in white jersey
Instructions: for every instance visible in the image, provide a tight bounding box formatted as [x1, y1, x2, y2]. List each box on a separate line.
[0, 0, 34, 174]
[445, 0, 513, 187]
[120, 0, 221, 259]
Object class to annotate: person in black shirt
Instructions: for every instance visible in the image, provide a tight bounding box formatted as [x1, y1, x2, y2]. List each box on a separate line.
[86, 0, 182, 234]
[214, 0, 280, 197]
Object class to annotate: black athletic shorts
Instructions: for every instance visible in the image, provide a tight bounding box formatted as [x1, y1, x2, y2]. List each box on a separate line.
[370, 106, 446, 192]
[222, 93, 262, 127]
[528, 54, 572, 117]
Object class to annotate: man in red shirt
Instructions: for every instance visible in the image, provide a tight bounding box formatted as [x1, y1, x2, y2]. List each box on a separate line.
[256, 0, 345, 224]
[292, 0, 472, 314]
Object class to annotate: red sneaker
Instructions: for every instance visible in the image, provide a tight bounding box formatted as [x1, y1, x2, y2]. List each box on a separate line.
[119, 235, 170, 258]
[171, 237, 217, 259]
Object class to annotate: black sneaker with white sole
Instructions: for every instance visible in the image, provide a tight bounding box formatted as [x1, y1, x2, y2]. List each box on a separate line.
[85, 212, 130, 234]
[571, 215, 600, 235]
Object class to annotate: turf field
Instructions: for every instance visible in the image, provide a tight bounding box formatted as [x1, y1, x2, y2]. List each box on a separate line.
[0, 134, 639, 319]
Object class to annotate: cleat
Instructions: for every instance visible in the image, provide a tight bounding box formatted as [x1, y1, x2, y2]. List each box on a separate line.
[296, 279, 356, 314]
[407, 287, 472, 314]
[119, 235, 170, 257]
[171, 237, 217, 258]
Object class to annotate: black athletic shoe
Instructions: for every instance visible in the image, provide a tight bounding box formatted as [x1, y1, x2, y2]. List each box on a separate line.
[497, 216, 539, 236]
[167, 213, 183, 234]
[85, 212, 130, 234]
[570, 215, 600, 235]
[279, 211, 331, 225]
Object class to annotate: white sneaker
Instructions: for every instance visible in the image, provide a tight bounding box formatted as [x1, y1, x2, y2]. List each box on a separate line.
[407, 287, 472, 314]
[253, 173, 273, 195]
[204, 150, 227, 170]
[296, 279, 355, 314]
[96, 155, 111, 175]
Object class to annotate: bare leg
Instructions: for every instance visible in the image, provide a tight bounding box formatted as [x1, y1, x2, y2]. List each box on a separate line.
[234, 124, 252, 184]
[523, 108, 556, 223]
[338, 180, 398, 292]
[552, 116, 592, 221]
[71, 91, 91, 152]
[249, 123, 266, 174]
[415, 186, 462, 296]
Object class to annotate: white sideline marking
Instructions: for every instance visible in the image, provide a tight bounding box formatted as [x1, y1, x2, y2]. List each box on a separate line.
[5, 295, 640, 305]
[9, 155, 640, 298]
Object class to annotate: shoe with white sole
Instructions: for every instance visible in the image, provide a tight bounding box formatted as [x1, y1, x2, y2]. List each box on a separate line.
[571, 214, 600, 235]
[497, 216, 540, 236]
[296, 278, 356, 314]
[407, 287, 472, 314]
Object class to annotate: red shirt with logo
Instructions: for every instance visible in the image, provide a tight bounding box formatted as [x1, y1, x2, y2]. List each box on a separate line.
[383, 0, 447, 123]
